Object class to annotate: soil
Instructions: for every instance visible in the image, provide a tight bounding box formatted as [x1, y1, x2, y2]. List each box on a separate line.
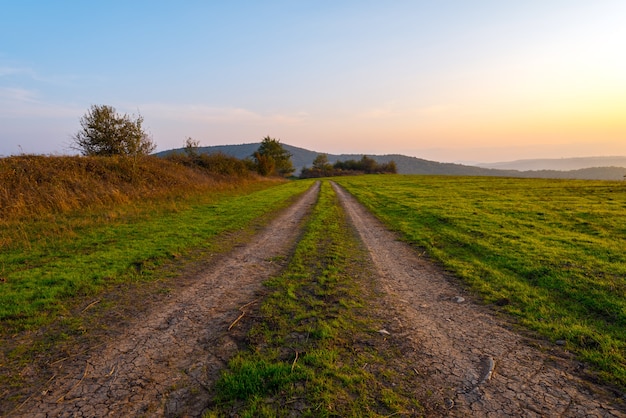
[8, 183, 320, 417]
[7, 180, 626, 417]
[332, 182, 625, 417]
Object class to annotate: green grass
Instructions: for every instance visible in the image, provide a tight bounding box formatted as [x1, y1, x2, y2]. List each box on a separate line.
[0, 180, 315, 334]
[334, 174, 626, 389]
[207, 181, 422, 417]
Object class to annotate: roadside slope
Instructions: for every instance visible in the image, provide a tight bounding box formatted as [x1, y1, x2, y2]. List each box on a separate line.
[10, 182, 320, 417]
[332, 182, 625, 417]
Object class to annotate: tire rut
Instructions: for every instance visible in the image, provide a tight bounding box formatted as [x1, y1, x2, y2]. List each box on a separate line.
[12, 182, 320, 418]
[332, 182, 625, 417]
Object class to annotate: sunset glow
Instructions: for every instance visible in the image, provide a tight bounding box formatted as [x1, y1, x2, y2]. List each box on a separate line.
[1, 1, 624, 163]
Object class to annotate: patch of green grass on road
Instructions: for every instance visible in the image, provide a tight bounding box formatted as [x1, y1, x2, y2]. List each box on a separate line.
[206, 181, 423, 417]
[334, 175, 626, 389]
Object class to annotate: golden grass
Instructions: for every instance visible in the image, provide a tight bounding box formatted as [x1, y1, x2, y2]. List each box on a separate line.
[0, 154, 260, 222]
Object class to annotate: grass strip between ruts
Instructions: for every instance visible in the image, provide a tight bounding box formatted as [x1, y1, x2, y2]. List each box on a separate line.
[205, 181, 423, 417]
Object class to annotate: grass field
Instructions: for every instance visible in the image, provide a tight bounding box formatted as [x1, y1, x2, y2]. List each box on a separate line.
[0, 180, 314, 335]
[334, 175, 626, 388]
[3, 168, 626, 407]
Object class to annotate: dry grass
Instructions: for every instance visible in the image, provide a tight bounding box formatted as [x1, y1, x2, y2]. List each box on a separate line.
[0, 154, 258, 222]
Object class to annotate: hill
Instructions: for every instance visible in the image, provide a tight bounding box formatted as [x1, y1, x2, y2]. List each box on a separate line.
[477, 156, 626, 171]
[0, 154, 257, 222]
[157, 144, 626, 180]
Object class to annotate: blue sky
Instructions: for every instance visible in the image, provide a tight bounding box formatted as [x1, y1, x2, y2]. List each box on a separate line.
[1, 1, 625, 162]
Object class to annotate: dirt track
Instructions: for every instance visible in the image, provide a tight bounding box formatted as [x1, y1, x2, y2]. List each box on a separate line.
[11, 183, 320, 417]
[9, 180, 626, 417]
[332, 182, 625, 417]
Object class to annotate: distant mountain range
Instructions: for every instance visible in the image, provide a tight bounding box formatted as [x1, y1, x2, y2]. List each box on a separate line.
[156, 144, 626, 181]
[477, 156, 626, 171]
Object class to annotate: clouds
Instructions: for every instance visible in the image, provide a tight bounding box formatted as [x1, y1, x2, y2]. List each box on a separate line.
[137, 102, 308, 126]
[0, 87, 80, 119]
[0, 61, 83, 120]
[1, 2, 626, 160]
[0, 65, 36, 78]
[0, 64, 73, 85]
[0, 86, 38, 103]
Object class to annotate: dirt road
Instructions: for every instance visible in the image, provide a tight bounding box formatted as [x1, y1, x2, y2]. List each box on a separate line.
[9, 180, 625, 417]
[332, 182, 624, 417]
[11, 182, 320, 418]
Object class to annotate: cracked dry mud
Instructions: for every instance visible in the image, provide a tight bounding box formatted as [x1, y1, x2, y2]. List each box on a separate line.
[12, 183, 320, 418]
[332, 182, 625, 417]
[11, 181, 626, 417]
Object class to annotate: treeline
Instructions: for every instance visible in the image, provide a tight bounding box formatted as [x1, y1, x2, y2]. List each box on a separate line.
[171, 136, 295, 178]
[71, 105, 295, 179]
[300, 154, 397, 179]
[166, 150, 253, 177]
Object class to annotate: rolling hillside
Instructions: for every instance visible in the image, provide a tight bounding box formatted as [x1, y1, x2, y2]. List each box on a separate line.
[156, 143, 626, 180]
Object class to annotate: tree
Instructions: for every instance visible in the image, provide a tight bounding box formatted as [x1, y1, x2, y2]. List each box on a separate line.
[360, 155, 377, 173]
[252, 136, 294, 177]
[312, 154, 332, 171]
[253, 152, 276, 176]
[183, 136, 200, 158]
[380, 160, 397, 174]
[72, 105, 155, 156]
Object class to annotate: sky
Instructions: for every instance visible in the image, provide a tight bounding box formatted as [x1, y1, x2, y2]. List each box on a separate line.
[1, 1, 625, 163]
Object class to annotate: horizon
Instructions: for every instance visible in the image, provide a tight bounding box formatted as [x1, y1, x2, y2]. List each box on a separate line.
[2, 2, 625, 164]
[159, 141, 626, 168]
